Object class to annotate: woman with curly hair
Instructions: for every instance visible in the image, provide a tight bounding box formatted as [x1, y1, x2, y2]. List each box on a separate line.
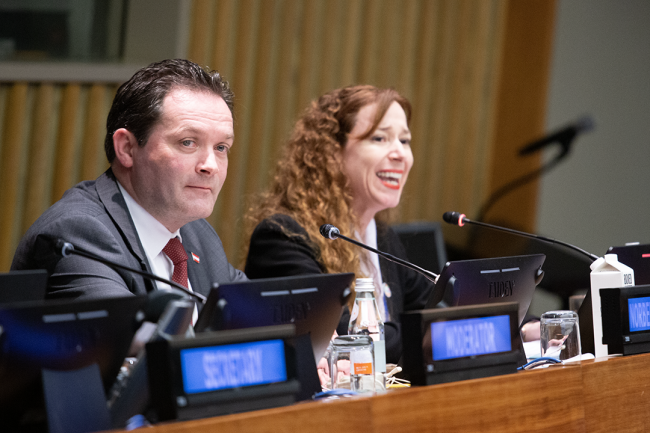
[242, 85, 432, 364]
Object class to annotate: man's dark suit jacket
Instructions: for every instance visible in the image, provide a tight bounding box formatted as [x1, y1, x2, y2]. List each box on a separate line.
[244, 213, 432, 363]
[11, 169, 246, 300]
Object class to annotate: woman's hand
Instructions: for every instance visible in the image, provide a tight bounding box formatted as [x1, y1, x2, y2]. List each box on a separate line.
[521, 320, 541, 342]
[317, 357, 331, 386]
[318, 330, 347, 387]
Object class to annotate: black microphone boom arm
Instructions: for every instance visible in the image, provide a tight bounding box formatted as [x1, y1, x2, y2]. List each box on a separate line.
[55, 239, 206, 303]
[318, 224, 439, 283]
[441, 211, 599, 262]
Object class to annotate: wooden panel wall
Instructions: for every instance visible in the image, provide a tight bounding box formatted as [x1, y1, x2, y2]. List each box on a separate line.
[0, 0, 555, 272]
[487, 0, 557, 231]
[460, 0, 557, 259]
[0, 83, 115, 270]
[186, 0, 510, 263]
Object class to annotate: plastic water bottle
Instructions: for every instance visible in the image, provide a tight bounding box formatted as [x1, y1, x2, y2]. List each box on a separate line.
[348, 277, 386, 391]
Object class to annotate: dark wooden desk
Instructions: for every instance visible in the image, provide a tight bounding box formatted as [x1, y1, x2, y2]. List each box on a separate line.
[130, 353, 650, 433]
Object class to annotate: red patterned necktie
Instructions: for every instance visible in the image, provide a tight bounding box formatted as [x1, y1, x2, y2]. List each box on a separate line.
[162, 237, 188, 288]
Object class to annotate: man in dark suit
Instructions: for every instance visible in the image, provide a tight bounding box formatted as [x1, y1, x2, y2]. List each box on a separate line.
[12, 59, 247, 300]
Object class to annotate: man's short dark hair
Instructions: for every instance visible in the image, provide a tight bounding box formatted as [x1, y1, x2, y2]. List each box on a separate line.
[104, 58, 234, 163]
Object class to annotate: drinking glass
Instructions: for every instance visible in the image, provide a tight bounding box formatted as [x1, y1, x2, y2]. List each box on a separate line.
[540, 310, 581, 361]
[329, 335, 375, 394]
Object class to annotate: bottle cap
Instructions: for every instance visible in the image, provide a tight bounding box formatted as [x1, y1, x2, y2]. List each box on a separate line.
[355, 277, 374, 292]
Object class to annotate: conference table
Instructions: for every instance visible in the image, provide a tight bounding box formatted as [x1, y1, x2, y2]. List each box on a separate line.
[126, 351, 650, 432]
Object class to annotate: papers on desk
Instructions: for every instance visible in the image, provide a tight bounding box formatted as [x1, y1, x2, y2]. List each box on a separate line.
[562, 353, 594, 363]
[523, 339, 595, 369]
[524, 340, 542, 360]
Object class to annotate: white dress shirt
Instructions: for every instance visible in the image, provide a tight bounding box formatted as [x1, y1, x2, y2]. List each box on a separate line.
[118, 182, 198, 324]
[356, 218, 390, 321]
[118, 182, 193, 290]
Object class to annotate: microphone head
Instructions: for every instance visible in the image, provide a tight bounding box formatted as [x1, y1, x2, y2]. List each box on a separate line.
[442, 211, 467, 227]
[319, 224, 340, 240]
[56, 239, 74, 257]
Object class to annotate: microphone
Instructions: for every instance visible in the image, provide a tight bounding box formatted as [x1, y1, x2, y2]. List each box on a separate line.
[318, 224, 439, 283]
[519, 115, 594, 157]
[320, 224, 340, 240]
[442, 211, 599, 262]
[50, 237, 206, 303]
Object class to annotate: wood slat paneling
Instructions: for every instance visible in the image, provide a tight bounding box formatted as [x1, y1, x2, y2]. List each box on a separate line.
[485, 0, 557, 232]
[51, 84, 82, 202]
[338, 0, 363, 87]
[80, 84, 109, 182]
[0, 82, 117, 271]
[467, 0, 557, 258]
[216, 0, 260, 255]
[0, 83, 29, 269]
[22, 84, 56, 233]
[185, 0, 522, 262]
[404, 0, 441, 221]
[0, 0, 555, 271]
[263, 0, 302, 181]
[242, 0, 282, 197]
[188, 0, 214, 64]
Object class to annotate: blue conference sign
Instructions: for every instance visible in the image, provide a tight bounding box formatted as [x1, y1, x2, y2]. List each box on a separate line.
[628, 296, 650, 332]
[180, 339, 288, 394]
[430, 315, 512, 361]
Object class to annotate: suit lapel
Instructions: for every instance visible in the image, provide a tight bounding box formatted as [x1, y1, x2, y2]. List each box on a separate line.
[181, 227, 212, 297]
[95, 169, 156, 292]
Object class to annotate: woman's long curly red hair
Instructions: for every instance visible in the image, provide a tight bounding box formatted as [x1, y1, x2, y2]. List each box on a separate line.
[243, 85, 412, 276]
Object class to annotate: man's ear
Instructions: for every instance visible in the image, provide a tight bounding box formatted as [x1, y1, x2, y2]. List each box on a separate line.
[112, 128, 139, 168]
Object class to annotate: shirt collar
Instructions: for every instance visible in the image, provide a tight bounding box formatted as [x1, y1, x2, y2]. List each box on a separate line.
[117, 182, 182, 260]
[357, 218, 378, 249]
[356, 218, 380, 272]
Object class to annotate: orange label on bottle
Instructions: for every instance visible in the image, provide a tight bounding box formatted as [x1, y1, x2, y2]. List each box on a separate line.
[354, 362, 373, 375]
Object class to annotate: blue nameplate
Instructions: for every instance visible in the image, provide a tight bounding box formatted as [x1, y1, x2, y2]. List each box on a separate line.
[430, 315, 512, 361]
[628, 296, 650, 332]
[601, 286, 650, 356]
[400, 303, 521, 386]
[146, 325, 300, 422]
[181, 339, 288, 394]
